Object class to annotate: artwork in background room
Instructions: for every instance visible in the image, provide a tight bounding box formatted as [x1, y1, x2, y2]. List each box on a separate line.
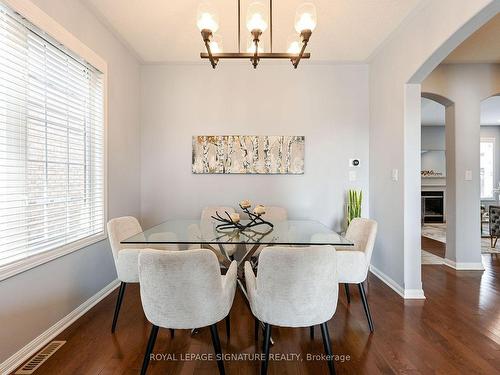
[421, 150, 446, 177]
[192, 135, 305, 174]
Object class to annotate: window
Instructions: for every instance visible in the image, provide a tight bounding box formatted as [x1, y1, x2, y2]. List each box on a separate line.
[480, 138, 495, 200]
[0, 3, 105, 269]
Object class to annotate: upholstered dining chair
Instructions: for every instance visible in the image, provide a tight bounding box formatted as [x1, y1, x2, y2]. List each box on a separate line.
[201, 206, 236, 221]
[260, 206, 288, 222]
[106, 216, 179, 333]
[245, 246, 338, 375]
[489, 206, 500, 248]
[201, 206, 237, 257]
[138, 249, 237, 375]
[251, 206, 288, 258]
[336, 218, 378, 332]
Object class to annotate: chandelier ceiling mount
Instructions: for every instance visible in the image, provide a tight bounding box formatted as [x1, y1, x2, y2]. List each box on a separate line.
[197, 0, 317, 69]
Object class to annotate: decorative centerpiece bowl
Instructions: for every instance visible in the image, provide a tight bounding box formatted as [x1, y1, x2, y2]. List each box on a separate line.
[212, 200, 274, 231]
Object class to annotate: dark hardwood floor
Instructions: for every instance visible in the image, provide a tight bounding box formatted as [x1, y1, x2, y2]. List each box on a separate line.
[421, 236, 446, 258]
[14, 255, 500, 375]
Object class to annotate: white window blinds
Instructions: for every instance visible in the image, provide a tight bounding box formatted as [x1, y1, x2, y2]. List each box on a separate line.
[0, 4, 105, 267]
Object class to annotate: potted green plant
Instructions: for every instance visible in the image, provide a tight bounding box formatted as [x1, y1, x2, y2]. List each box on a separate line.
[347, 189, 362, 225]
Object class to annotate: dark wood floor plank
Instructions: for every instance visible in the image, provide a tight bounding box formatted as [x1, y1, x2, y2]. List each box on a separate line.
[11, 255, 500, 374]
[421, 236, 446, 258]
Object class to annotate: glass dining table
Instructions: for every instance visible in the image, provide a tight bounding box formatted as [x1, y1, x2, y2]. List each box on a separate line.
[121, 219, 352, 343]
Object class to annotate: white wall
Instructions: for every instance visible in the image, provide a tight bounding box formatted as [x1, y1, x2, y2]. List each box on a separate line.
[369, 0, 499, 296]
[421, 127, 446, 185]
[140, 63, 369, 231]
[421, 127, 446, 150]
[0, 0, 141, 364]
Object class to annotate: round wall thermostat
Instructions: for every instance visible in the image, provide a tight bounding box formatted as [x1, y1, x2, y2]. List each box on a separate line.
[349, 158, 360, 167]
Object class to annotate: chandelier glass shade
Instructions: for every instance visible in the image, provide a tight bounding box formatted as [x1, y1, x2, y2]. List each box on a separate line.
[294, 3, 317, 33]
[246, 2, 268, 32]
[197, 0, 316, 69]
[196, 1, 220, 32]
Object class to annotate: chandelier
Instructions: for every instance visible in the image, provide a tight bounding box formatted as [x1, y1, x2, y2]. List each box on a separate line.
[197, 0, 317, 69]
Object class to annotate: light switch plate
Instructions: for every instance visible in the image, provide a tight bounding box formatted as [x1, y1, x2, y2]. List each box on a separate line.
[349, 171, 357, 182]
[465, 170, 472, 181]
[392, 169, 399, 181]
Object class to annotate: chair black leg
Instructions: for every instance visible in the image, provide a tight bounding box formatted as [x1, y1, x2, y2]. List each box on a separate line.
[209, 323, 225, 375]
[225, 314, 231, 340]
[111, 282, 127, 333]
[310, 326, 314, 340]
[170, 329, 174, 338]
[140, 325, 159, 375]
[358, 282, 374, 332]
[254, 317, 259, 342]
[344, 283, 351, 304]
[320, 322, 336, 375]
[261, 323, 272, 375]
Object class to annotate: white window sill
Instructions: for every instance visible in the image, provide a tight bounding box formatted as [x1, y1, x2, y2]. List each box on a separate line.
[0, 233, 107, 282]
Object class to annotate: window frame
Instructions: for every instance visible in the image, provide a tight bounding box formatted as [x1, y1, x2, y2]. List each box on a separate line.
[0, 0, 108, 281]
[480, 137, 495, 201]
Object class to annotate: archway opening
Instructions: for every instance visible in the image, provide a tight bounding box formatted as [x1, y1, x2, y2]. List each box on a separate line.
[420, 95, 452, 266]
[401, 8, 500, 297]
[480, 94, 500, 258]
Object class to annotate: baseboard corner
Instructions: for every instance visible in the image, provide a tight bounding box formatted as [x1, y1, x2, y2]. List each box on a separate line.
[0, 279, 119, 375]
[369, 265, 405, 298]
[403, 288, 426, 299]
[444, 258, 485, 270]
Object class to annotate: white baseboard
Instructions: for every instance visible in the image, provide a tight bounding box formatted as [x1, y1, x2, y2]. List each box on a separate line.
[403, 289, 426, 299]
[444, 258, 485, 270]
[369, 265, 426, 300]
[369, 265, 405, 298]
[0, 279, 119, 375]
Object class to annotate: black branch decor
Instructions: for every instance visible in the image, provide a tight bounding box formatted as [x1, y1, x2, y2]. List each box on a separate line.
[211, 201, 274, 231]
[212, 225, 274, 244]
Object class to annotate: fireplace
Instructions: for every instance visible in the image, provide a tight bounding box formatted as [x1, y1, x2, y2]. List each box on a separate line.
[421, 191, 445, 223]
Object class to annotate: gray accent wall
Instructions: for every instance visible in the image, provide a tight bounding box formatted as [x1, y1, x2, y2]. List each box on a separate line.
[0, 0, 141, 363]
[139, 64, 370, 232]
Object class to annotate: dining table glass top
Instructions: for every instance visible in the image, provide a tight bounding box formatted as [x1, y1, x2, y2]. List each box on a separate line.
[121, 219, 353, 246]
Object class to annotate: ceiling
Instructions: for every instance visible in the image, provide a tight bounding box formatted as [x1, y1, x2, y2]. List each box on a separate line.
[82, 0, 422, 63]
[421, 97, 500, 126]
[444, 13, 500, 63]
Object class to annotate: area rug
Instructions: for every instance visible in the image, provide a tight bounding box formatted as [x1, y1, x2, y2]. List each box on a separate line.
[421, 223, 500, 254]
[421, 250, 444, 265]
[481, 241, 500, 254]
[421, 224, 446, 243]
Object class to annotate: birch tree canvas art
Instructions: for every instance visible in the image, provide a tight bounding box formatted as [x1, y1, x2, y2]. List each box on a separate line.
[192, 136, 305, 174]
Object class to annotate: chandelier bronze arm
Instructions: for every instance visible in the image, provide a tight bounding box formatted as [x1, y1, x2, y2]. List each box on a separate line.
[292, 29, 312, 69]
[200, 52, 310, 59]
[199, 0, 313, 69]
[201, 29, 218, 69]
[251, 29, 262, 68]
